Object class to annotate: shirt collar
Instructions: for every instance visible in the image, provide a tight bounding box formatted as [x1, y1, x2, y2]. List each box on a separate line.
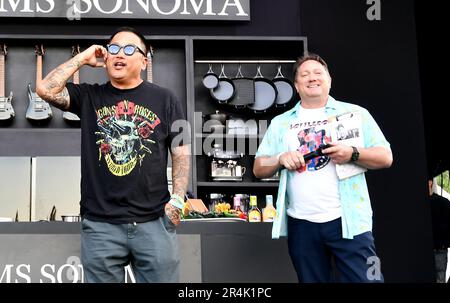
[288, 95, 338, 117]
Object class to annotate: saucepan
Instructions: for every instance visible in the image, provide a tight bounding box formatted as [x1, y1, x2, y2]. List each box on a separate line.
[61, 215, 81, 222]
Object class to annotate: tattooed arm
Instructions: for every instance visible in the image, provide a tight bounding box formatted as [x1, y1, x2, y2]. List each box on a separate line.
[165, 144, 191, 226]
[36, 45, 107, 110]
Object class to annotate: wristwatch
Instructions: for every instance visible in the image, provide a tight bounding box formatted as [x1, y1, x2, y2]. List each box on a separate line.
[350, 146, 360, 162]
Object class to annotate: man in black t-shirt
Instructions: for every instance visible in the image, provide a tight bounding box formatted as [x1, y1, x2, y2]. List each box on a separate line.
[37, 27, 190, 283]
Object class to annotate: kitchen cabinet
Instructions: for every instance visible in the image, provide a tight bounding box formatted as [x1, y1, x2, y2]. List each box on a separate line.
[190, 36, 306, 209]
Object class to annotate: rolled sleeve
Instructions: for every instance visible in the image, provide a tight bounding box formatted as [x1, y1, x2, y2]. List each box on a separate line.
[361, 108, 390, 149]
[256, 120, 281, 158]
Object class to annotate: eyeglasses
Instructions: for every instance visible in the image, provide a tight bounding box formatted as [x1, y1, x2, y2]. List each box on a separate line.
[106, 44, 145, 56]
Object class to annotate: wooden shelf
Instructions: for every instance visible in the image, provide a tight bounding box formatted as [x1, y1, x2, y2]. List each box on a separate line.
[197, 181, 279, 188]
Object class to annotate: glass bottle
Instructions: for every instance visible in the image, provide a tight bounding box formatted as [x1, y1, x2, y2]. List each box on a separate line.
[233, 195, 242, 212]
[248, 195, 261, 222]
[262, 195, 277, 222]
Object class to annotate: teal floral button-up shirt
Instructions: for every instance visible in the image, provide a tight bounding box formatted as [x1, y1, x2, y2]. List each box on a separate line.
[255, 96, 391, 239]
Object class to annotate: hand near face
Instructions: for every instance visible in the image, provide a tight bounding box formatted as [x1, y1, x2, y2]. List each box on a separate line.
[77, 45, 107, 68]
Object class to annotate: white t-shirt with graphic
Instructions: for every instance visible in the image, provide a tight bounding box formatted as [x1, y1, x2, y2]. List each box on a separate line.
[285, 106, 341, 223]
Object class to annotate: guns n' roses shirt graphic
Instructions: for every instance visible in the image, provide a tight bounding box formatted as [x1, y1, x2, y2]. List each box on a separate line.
[66, 81, 187, 223]
[96, 100, 161, 176]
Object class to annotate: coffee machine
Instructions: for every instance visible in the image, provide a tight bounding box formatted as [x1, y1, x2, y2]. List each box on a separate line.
[208, 144, 245, 181]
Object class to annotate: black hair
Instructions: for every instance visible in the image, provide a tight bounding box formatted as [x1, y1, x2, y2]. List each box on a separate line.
[109, 27, 147, 54]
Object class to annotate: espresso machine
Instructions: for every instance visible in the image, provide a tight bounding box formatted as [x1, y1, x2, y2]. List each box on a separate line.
[207, 144, 245, 181]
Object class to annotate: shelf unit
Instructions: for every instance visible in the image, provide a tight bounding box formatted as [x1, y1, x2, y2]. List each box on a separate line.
[189, 36, 307, 208]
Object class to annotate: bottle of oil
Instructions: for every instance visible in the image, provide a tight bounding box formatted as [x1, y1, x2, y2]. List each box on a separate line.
[248, 195, 261, 222]
[262, 195, 277, 222]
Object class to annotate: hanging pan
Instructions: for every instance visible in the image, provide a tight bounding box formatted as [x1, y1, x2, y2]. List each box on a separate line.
[273, 65, 296, 107]
[202, 64, 219, 89]
[210, 64, 235, 104]
[247, 65, 277, 113]
[229, 64, 255, 108]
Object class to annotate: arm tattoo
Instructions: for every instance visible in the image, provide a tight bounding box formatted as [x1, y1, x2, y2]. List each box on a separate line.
[171, 145, 191, 199]
[39, 58, 81, 110]
[44, 87, 70, 111]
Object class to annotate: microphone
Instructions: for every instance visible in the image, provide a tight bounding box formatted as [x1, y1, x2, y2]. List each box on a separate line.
[303, 144, 332, 161]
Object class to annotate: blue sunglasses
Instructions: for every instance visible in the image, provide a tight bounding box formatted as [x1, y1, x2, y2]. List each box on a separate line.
[106, 44, 145, 56]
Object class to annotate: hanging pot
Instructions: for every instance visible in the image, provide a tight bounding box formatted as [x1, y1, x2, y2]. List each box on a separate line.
[229, 64, 255, 108]
[247, 65, 277, 113]
[273, 65, 296, 107]
[202, 64, 219, 89]
[210, 64, 235, 104]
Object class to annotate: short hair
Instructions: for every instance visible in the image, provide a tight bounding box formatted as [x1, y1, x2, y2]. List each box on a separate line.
[109, 27, 147, 54]
[293, 52, 330, 78]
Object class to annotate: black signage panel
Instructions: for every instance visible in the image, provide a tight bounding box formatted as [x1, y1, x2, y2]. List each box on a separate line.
[0, 0, 250, 20]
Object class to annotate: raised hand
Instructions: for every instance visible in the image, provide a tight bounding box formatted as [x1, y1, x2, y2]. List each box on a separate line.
[78, 45, 107, 68]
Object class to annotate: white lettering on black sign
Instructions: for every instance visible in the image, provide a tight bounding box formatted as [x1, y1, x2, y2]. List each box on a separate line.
[0, 0, 251, 20]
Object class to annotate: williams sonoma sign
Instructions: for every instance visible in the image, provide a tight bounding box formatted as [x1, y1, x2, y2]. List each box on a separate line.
[0, 0, 250, 20]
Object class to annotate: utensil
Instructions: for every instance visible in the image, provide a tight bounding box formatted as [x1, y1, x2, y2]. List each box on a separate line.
[49, 205, 57, 221]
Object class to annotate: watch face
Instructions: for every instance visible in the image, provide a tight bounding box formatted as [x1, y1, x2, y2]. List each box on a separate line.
[351, 147, 359, 161]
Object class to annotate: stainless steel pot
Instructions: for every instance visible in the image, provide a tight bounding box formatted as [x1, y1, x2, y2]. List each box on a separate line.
[203, 110, 230, 133]
[61, 215, 81, 222]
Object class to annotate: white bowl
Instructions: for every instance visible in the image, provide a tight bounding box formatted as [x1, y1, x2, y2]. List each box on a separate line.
[0, 217, 14, 222]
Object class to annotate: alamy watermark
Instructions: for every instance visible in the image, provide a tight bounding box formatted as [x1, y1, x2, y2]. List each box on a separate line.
[66, 0, 81, 20]
[366, 256, 382, 281]
[366, 0, 381, 21]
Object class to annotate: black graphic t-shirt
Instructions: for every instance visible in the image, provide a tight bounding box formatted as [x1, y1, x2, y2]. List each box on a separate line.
[66, 81, 187, 223]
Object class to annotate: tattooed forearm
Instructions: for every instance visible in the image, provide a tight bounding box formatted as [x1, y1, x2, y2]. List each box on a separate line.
[37, 57, 82, 110]
[44, 87, 70, 110]
[171, 145, 191, 199]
